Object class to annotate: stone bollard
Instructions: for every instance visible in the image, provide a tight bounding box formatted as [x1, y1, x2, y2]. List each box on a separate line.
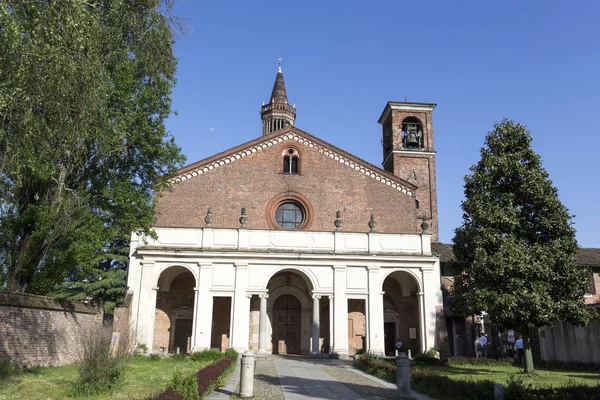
[494, 383, 504, 400]
[239, 351, 256, 398]
[395, 353, 411, 398]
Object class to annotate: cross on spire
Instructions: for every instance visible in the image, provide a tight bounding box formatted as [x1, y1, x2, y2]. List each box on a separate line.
[277, 57, 283, 72]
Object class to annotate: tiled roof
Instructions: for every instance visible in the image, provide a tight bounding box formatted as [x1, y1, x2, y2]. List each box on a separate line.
[432, 243, 600, 267]
[270, 70, 289, 104]
[431, 242, 455, 263]
[576, 248, 600, 267]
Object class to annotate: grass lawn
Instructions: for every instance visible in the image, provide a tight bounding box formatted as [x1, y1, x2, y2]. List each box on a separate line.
[413, 363, 600, 388]
[0, 356, 212, 400]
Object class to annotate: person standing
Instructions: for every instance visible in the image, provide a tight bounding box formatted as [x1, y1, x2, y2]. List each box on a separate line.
[479, 333, 488, 357]
[515, 335, 524, 365]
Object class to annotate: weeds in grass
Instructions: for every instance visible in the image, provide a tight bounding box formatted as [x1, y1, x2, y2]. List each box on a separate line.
[0, 358, 21, 380]
[68, 326, 130, 397]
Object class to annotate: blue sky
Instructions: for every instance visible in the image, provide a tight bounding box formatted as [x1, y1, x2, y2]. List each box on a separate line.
[165, 0, 599, 248]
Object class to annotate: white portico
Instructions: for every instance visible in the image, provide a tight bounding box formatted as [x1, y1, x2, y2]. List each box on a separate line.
[127, 226, 442, 358]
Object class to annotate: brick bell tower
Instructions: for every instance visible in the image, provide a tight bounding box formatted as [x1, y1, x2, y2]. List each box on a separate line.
[378, 101, 439, 240]
[261, 59, 296, 136]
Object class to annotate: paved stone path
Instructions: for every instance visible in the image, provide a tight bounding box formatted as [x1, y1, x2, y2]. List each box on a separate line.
[208, 355, 436, 400]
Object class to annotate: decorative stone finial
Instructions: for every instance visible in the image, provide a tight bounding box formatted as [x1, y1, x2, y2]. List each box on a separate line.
[204, 207, 213, 227]
[421, 216, 430, 233]
[334, 210, 342, 231]
[368, 214, 377, 232]
[277, 57, 283, 73]
[239, 207, 248, 228]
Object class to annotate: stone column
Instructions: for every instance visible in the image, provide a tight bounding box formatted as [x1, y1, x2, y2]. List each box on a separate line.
[134, 260, 156, 349]
[311, 294, 321, 357]
[332, 265, 348, 358]
[367, 266, 385, 355]
[231, 263, 250, 353]
[417, 291, 426, 354]
[190, 287, 200, 350]
[146, 286, 159, 353]
[257, 294, 268, 358]
[329, 295, 334, 354]
[193, 263, 213, 351]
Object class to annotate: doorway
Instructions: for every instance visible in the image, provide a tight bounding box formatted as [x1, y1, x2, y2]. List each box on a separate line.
[384, 322, 396, 356]
[173, 318, 192, 353]
[272, 294, 301, 354]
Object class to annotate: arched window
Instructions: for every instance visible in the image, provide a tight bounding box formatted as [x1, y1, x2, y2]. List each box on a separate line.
[282, 148, 299, 174]
[401, 117, 424, 149]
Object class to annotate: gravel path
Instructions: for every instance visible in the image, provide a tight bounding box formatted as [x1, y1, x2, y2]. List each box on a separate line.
[318, 362, 398, 400]
[253, 359, 285, 400]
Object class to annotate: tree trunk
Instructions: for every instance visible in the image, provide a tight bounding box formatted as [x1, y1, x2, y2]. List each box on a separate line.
[521, 325, 535, 373]
[8, 231, 32, 293]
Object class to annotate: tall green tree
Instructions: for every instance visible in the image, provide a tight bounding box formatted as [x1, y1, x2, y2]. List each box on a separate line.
[0, 1, 186, 293]
[452, 119, 596, 373]
[54, 235, 129, 315]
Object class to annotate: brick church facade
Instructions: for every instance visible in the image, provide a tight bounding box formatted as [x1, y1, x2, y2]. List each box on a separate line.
[127, 65, 446, 358]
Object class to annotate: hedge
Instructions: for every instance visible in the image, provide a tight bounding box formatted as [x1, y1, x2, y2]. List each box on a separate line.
[149, 350, 238, 400]
[354, 355, 600, 400]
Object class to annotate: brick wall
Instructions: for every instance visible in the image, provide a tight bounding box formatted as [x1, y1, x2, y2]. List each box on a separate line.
[584, 267, 600, 305]
[0, 291, 103, 367]
[211, 297, 232, 351]
[155, 134, 418, 234]
[347, 299, 366, 356]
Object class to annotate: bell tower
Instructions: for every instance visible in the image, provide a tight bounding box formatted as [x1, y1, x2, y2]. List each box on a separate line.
[378, 101, 439, 240]
[261, 59, 296, 136]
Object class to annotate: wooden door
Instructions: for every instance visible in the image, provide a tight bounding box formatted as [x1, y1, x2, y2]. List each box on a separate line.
[174, 318, 192, 353]
[273, 295, 301, 354]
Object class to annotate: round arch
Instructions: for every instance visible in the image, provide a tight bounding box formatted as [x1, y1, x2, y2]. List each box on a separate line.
[379, 268, 422, 293]
[154, 263, 198, 290]
[260, 266, 318, 291]
[267, 285, 311, 311]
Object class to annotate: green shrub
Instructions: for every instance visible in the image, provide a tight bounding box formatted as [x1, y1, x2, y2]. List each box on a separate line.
[534, 359, 600, 372]
[0, 358, 21, 380]
[224, 348, 239, 359]
[137, 343, 149, 353]
[504, 376, 600, 400]
[354, 355, 396, 382]
[171, 368, 200, 400]
[188, 349, 222, 363]
[411, 353, 447, 366]
[68, 328, 129, 396]
[411, 370, 495, 400]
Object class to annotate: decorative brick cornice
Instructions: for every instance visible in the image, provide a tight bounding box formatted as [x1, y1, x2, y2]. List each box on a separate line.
[170, 130, 415, 196]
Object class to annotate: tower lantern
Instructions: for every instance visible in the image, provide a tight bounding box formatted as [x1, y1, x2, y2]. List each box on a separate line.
[261, 59, 296, 136]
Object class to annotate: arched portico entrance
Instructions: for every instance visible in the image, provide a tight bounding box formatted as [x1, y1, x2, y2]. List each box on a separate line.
[250, 268, 330, 357]
[154, 266, 196, 354]
[382, 270, 421, 356]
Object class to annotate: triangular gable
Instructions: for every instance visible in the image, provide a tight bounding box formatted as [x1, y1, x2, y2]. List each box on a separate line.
[171, 127, 417, 196]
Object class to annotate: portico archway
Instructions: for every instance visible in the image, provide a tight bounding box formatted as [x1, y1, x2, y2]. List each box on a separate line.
[382, 270, 421, 356]
[249, 269, 330, 356]
[154, 266, 196, 354]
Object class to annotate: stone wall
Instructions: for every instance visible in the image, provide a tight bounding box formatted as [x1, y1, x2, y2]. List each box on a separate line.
[0, 291, 103, 367]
